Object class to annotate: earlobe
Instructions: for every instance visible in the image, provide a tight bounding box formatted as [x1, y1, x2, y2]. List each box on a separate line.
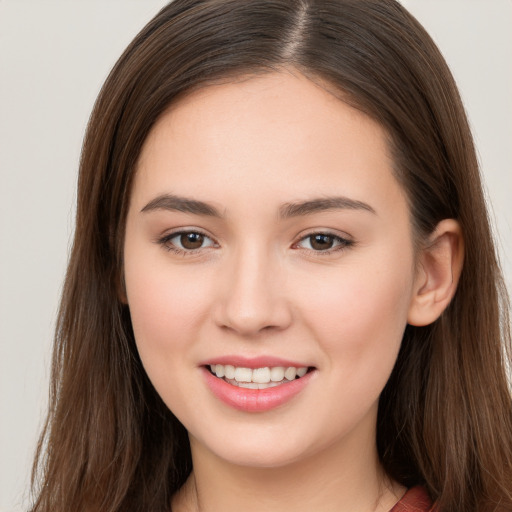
[407, 219, 464, 326]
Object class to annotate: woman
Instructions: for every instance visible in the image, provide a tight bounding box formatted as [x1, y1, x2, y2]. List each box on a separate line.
[30, 1, 512, 511]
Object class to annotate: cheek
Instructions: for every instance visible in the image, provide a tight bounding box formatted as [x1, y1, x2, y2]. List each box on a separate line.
[124, 255, 213, 381]
[124, 259, 222, 422]
[297, 250, 414, 379]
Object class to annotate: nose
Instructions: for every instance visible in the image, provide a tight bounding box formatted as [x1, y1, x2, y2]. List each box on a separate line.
[214, 244, 293, 337]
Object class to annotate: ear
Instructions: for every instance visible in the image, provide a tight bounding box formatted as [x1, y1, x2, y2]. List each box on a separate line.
[408, 219, 464, 326]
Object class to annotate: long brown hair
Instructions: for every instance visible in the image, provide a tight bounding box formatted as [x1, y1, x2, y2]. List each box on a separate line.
[31, 1, 512, 511]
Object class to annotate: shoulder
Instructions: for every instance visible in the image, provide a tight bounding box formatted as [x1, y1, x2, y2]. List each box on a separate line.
[389, 486, 436, 512]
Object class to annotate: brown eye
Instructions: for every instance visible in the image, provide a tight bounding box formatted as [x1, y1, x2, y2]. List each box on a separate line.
[180, 232, 205, 250]
[309, 234, 335, 250]
[160, 230, 217, 253]
[295, 232, 352, 253]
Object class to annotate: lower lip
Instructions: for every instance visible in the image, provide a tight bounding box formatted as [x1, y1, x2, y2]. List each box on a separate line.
[202, 367, 314, 412]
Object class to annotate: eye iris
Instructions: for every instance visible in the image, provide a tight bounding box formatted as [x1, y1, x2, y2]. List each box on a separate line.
[310, 234, 334, 250]
[180, 233, 204, 249]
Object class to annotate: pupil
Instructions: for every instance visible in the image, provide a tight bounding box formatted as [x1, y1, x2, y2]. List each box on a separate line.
[311, 234, 333, 250]
[181, 233, 204, 249]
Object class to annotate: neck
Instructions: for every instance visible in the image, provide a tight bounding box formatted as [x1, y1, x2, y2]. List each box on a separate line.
[172, 427, 405, 512]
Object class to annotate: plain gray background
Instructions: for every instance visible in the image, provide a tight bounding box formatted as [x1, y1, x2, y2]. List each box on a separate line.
[1, 1, 511, 511]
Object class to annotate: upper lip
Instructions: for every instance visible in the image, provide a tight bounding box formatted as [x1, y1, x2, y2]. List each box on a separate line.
[200, 355, 313, 369]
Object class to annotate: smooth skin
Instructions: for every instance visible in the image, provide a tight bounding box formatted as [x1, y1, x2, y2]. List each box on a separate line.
[123, 71, 463, 512]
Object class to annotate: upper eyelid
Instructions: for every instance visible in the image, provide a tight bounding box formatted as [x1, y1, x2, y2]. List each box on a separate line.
[159, 227, 216, 241]
[157, 230, 219, 256]
[293, 234, 352, 249]
[294, 228, 353, 243]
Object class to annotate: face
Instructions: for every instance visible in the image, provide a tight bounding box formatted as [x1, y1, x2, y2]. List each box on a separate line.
[123, 71, 420, 469]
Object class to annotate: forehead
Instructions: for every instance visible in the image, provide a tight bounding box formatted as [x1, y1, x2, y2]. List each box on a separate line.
[133, 71, 405, 216]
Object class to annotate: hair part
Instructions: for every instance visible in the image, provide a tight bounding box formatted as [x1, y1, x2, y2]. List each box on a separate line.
[31, 1, 512, 511]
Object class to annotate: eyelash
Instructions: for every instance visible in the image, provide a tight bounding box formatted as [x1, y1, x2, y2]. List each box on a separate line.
[156, 230, 354, 256]
[293, 232, 354, 255]
[157, 230, 218, 256]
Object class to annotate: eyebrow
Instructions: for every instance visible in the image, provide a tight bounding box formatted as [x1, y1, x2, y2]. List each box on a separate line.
[141, 193, 376, 218]
[279, 196, 376, 218]
[141, 194, 222, 217]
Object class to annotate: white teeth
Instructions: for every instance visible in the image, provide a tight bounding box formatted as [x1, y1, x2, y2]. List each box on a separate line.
[234, 367, 253, 382]
[252, 367, 271, 383]
[297, 367, 308, 377]
[238, 382, 259, 389]
[259, 382, 280, 389]
[209, 364, 309, 385]
[270, 366, 285, 382]
[284, 367, 297, 381]
[224, 364, 235, 379]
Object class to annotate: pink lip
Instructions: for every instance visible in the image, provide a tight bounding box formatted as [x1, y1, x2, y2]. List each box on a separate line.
[201, 366, 315, 413]
[200, 355, 311, 369]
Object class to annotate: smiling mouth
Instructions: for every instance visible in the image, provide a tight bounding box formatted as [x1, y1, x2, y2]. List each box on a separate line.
[207, 364, 313, 389]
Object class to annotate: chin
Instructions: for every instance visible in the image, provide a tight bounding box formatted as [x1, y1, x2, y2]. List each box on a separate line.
[215, 445, 307, 469]
[190, 425, 332, 470]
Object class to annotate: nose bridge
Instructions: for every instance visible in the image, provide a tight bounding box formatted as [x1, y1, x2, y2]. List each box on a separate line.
[216, 240, 291, 335]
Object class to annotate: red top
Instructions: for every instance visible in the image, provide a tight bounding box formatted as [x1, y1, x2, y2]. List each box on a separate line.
[390, 486, 435, 511]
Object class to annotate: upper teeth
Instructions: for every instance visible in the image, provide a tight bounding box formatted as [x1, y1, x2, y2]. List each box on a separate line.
[210, 364, 308, 383]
